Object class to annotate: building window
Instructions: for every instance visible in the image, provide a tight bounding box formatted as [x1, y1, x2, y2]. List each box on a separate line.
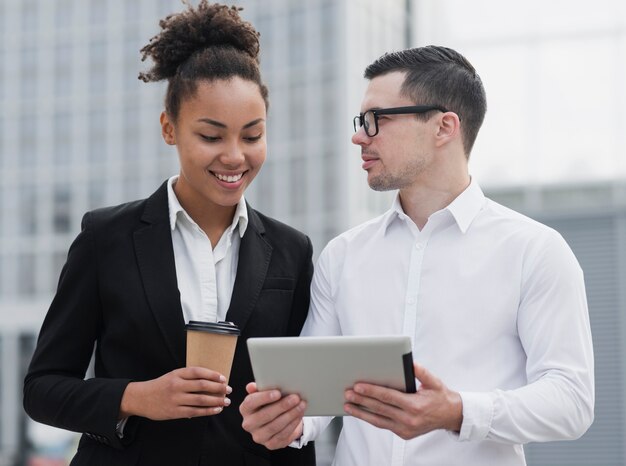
[89, 1, 107, 26]
[320, 1, 337, 63]
[256, 15, 273, 67]
[0, 116, 4, 168]
[54, 41, 72, 97]
[88, 109, 107, 162]
[256, 161, 274, 213]
[19, 185, 37, 235]
[124, 29, 142, 91]
[89, 181, 105, 210]
[123, 99, 140, 160]
[21, 0, 38, 32]
[51, 250, 67, 292]
[19, 112, 37, 167]
[0, 256, 4, 299]
[53, 186, 71, 234]
[89, 39, 106, 95]
[289, 82, 306, 141]
[289, 155, 306, 216]
[20, 47, 38, 101]
[0, 49, 4, 103]
[55, 0, 73, 31]
[288, 8, 306, 67]
[53, 111, 72, 165]
[323, 146, 336, 212]
[18, 253, 36, 296]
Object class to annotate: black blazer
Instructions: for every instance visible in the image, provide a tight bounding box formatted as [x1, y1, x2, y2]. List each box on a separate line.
[23, 182, 316, 466]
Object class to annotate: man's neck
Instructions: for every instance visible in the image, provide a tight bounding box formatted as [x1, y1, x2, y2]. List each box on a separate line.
[398, 174, 470, 230]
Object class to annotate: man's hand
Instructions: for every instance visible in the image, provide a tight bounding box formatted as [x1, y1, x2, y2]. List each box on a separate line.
[240, 382, 306, 450]
[344, 362, 463, 440]
[119, 367, 231, 421]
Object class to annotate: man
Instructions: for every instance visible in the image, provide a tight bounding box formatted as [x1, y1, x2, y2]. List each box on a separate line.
[239, 45, 594, 465]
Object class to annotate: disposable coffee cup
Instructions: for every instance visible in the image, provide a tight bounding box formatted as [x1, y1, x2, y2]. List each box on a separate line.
[185, 320, 241, 383]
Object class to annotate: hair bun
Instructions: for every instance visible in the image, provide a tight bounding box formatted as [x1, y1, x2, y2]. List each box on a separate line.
[139, 1, 260, 82]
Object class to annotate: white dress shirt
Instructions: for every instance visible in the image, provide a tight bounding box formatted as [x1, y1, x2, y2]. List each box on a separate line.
[297, 179, 594, 466]
[167, 175, 248, 323]
[116, 176, 248, 438]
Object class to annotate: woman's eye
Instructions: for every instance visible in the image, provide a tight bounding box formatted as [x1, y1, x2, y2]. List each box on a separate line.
[200, 134, 220, 142]
[244, 134, 263, 142]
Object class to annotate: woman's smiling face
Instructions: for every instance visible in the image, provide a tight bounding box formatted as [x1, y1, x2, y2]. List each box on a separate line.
[161, 77, 267, 214]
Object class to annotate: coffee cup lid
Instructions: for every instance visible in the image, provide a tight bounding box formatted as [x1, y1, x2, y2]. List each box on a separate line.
[185, 320, 241, 336]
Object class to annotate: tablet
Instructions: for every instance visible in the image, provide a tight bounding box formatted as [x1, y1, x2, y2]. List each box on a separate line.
[247, 335, 416, 416]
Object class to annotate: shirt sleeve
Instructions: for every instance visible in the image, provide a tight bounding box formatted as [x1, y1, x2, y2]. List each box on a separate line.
[289, 243, 341, 448]
[301, 243, 342, 337]
[458, 229, 594, 443]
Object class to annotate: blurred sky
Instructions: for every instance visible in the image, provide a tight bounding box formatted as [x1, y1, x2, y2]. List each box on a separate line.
[412, 0, 626, 188]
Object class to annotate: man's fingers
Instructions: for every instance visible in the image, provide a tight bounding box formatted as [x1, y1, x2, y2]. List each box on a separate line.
[345, 387, 405, 420]
[265, 416, 304, 450]
[240, 389, 282, 416]
[344, 401, 393, 431]
[351, 383, 404, 408]
[249, 400, 306, 447]
[413, 362, 442, 390]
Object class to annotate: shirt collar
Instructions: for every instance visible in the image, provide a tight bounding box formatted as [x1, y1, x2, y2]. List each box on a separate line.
[444, 178, 485, 233]
[167, 175, 249, 238]
[382, 178, 486, 235]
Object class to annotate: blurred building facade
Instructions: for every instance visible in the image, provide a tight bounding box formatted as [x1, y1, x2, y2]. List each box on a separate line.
[0, 0, 406, 464]
[1, 0, 625, 465]
[487, 182, 626, 465]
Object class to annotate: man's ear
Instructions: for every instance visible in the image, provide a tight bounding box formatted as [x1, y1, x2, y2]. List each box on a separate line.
[160, 111, 176, 145]
[434, 112, 461, 148]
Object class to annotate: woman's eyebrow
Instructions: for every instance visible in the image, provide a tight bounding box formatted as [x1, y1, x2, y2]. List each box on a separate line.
[197, 118, 226, 128]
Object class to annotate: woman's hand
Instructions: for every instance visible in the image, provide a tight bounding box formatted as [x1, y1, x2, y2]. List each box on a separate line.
[119, 367, 231, 421]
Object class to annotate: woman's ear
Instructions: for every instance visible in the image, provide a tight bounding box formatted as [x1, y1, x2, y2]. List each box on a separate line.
[160, 111, 176, 145]
[434, 112, 461, 148]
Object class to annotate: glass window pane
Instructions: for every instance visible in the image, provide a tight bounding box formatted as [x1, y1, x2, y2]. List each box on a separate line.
[53, 185, 71, 233]
[288, 8, 306, 67]
[54, 41, 72, 97]
[18, 253, 36, 296]
[88, 109, 107, 162]
[19, 185, 37, 235]
[19, 113, 37, 167]
[21, 0, 38, 32]
[89, 39, 106, 94]
[20, 47, 38, 100]
[55, 0, 73, 30]
[89, 1, 107, 25]
[54, 111, 73, 165]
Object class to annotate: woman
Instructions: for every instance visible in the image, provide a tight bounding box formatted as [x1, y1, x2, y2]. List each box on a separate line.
[23, 3, 315, 465]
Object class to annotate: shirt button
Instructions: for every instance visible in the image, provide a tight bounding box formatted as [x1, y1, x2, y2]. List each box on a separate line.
[415, 243, 424, 250]
[407, 297, 416, 304]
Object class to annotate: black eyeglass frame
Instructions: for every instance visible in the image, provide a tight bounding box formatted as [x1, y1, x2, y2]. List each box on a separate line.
[353, 105, 450, 137]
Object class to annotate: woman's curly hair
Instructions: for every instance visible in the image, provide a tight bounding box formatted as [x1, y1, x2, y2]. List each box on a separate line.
[139, 1, 268, 119]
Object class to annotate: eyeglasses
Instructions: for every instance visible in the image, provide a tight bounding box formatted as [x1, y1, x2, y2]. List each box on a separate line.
[353, 105, 449, 137]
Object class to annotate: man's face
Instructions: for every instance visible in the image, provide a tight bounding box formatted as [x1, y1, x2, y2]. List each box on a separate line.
[352, 71, 436, 192]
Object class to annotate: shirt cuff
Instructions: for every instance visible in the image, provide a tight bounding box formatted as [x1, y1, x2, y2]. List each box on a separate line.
[289, 419, 308, 449]
[116, 418, 129, 439]
[457, 391, 495, 442]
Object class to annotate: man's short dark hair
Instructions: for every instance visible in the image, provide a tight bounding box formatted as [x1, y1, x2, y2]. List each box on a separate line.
[364, 45, 487, 157]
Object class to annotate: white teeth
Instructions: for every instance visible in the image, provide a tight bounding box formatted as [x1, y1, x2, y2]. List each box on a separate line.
[214, 172, 243, 183]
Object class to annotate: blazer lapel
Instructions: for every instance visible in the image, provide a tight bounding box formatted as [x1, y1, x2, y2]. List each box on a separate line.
[226, 207, 272, 332]
[134, 182, 186, 367]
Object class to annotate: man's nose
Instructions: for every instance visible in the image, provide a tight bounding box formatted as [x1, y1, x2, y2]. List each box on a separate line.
[352, 126, 371, 146]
